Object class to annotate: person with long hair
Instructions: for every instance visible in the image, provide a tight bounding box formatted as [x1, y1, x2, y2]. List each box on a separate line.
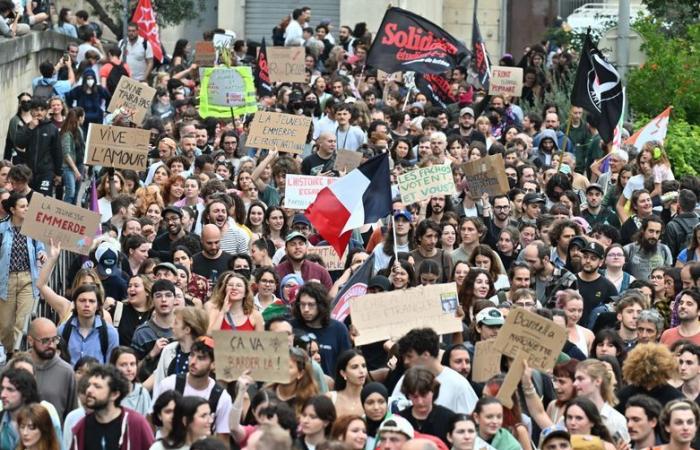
[472, 397, 520, 450]
[592, 329, 625, 366]
[458, 268, 496, 327]
[96, 170, 127, 222]
[0, 192, 46, 352]
[263, 206, 288, 250]
[296, 395, 337, 450]
[556, 290, 593, 357]
[252, 267, 286, 321]
[266, 348, 319, 415]
[59, 107, 85, 204]
[496, 227, 520, 272]
[388, 259, 416, 290]
[439, 222, 458, 253]
[151, 389, 182, 440]
[246, 201, 266, 239]
[447, 414, 493, 450]
[163, 174, 186, 205]
[6, 93, 33, 163]
[110, 346, 151, 415]
[206, 271, 264, 333]
[620, 189, 655, 246]
[451, 261, 470, 289]
[467, 244, 508, 290]
[331, 415, 367, 450]
[115, 274, 152, 347]
[482, 375, 532, 450]
[152, 395, 213, 449]
[172, 246, 208, 303]
[617, 343, 684, 410]
[372, 210, 415, 273]
[326, 349, 368, 417]
[15, 403, 60, 450]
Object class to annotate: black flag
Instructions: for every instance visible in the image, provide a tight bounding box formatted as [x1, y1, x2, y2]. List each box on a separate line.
[254, 38, 272, 97]
[571, 33, 624, 143]
[415, 73, 457, 109]
[330, 254, 375, 322]
[366, 7, 468, 74]
[471, 1, 491, 90]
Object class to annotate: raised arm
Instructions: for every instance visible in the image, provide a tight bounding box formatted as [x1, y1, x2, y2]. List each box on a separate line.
[229, 370, 254, 444]
[520, 359, 554, 430]
[38, 240, 73, 321]
[251, 149, 279, 191]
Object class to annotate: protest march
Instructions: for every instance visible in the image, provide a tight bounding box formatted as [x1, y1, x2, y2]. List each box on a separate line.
[2, 1, 700, 450]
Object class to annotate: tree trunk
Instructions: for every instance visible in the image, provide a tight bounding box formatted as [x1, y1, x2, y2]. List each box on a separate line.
[84, 0, 124, 40]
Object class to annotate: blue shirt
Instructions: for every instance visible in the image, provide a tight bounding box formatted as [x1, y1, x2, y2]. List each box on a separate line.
[31, 77, 73, 99]
[57, 316, 119, 366]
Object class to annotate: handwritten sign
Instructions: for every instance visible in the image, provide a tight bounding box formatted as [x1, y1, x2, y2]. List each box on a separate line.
[283, 175, 336, 209]
[213, 33, 235, 49]
[21, 193, 100, 255]
[333, 149, 363, 172]
[489, 66, 524, 97]
[398, 164, 456, 203]
[107, 76, 156, 125]
[267, 47, 306, 83]
[212, 330, 289, 383]
[306, 246, 347, 271]
[462, 154, 510, 199]
[472, 340, 502, 383]
[206, 67, 249, 107]
[247, 111, 312, 154]
[85, 124, 150, 171]
[194, 41, 216, 66]
[492, 308, 567, 372]
[350, 283, 462, 346]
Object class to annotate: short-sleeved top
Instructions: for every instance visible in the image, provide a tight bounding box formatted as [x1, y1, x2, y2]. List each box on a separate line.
[660, 327, 700, 347]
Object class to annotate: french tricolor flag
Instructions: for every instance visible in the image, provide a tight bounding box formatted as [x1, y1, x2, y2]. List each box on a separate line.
[305, 153, 393, 257]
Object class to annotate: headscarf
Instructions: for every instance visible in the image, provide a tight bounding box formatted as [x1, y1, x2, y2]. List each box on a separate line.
[361, 382, 389, 438]
[279, 273, 304, 303]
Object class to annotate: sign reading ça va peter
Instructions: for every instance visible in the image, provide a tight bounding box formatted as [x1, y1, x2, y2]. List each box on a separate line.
[21, 193, 101, 255]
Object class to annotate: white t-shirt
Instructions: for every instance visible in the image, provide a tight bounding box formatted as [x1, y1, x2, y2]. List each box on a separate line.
[622, 174, 645, 200]
[120, 36, 153, 81]
[600, 402, 630, 443]
[391, 366, 478, 414]
[152, 374, 232, 434]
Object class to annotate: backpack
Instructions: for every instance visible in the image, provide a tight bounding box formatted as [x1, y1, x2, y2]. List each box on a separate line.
[174, 373, 224, 430]
[61, 315, 110, 363]
[33, 80, 58, 102]
[106, 63, 129, 95]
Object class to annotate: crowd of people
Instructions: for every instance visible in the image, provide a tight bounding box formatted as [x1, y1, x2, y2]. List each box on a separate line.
[1, 3, 700, 450]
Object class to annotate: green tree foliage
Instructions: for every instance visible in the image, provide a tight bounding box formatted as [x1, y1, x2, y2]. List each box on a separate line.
[642, 0, 700, 37]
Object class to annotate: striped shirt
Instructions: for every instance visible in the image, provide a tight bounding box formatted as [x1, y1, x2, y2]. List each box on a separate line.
[220, 218, 250, 255]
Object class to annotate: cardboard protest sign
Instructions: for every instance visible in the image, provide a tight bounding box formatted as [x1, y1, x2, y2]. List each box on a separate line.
[284, 175, 336, 209]
[85, 124, 150, 171]
[350, 283, 462, 345]
[212, 330, 289, 383]
[398, 164, 456, 203]
[306, 246, 347, 271]
[496, 351, 527, 409]
[267, 47, 306, 83]
[472, 340, 502, 383]
[493, 308, 567, 372]
[194, 41, 216, 66]
[199, 67, 257, 118]
[489, 66, 524, 97]
[333, 149, 363, 172]
[22, 193, 100, 255]
[462, 154, 510, 199]
[107, 76, 156, 125]
[213, 33, 235, 48]
[247, 112, 312, 154]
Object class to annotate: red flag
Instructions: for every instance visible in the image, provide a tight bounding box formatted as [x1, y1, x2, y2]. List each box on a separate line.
[131, 0, 163, 62]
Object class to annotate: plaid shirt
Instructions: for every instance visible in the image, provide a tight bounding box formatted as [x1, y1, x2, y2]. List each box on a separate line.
[534, 266, 578, 308]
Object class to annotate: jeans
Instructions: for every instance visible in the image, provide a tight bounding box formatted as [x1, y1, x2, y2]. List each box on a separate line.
[62, 167, 78, 204]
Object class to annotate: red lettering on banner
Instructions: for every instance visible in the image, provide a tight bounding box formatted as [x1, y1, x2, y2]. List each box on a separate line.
[381, 23, 458, 55]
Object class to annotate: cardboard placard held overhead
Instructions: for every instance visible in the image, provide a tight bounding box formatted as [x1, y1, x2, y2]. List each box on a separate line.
[247, 111, 312, 154]
[212, 330, 290, 383]
[489, 66, 524, 97]
[493, 308, 567, 372]
[107, 76, 156, 125]
[462, 154, 510, 199]
[205, 67, 250, 107]
[194, 41, 216, 66]
[398, 164, 456, 203]
[283, 175, 336, 209]
[85, 124, 150, 171]
[267, 47, 306, 83]
[333, 149, 363, 172]
[472, 339, 503, 383]
[22, 193, 101, 255]
[350, 283, 462, 346]
[306, 246, 347, 271]
[212, 33, 235, 48]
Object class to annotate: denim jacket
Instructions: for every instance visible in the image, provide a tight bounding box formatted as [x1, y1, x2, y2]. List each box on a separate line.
[0, 220, 45, 301]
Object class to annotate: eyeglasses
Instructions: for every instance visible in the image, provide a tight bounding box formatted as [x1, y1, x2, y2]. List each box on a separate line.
[259, 279, 276, 285]
[494, 205, 510, 210]
[35, 336, 61, 346]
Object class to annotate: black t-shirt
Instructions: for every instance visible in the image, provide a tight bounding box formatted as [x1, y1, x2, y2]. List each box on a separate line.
[84, 411, 123, 450]
[101, 271, 128, 302]
[301, 152, 336, 176]
[117, 303, 151, 347]
[577, 274, 619, 325]
[399, 404, 457, 445]
[192, 251, 234, 279]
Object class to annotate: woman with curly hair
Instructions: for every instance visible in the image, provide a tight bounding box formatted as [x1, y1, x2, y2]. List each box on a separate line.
[617, 343, 685, 411]
[206, 271, 264, 333]
[96, 170, 127, 222]
[162, 174, 186, 205]
[458, 268, 496, 327]
[134, 184, 164, 216]
[467, 244, 508, 290]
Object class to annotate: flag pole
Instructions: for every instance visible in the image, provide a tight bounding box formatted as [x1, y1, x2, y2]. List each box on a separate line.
[561, 112, 573, 154]
[391, 215, 399, 262]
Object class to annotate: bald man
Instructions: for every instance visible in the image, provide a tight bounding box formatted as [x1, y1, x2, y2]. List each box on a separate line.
[301, 132, 338, 176]
[192, 223, 235, 280]
[28, 317, 77, 420]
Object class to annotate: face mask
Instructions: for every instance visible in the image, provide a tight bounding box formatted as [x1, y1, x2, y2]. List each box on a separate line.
[86, 79, 95, 87]
[235, 268, 251, 279]
[20, 101, 31, 112]
[304, 100, 317, 108]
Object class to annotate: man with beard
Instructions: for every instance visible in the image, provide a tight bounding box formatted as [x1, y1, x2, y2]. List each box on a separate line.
[577, 242, 618, 327]
[150, 206, 190, 262]
[624, 395, 663, 450]
[496, 263, 532, 303]
[523, 242, 577, 307]
[72, 365, 153, 450]
[565, 236, 587, 274]
[581, 184, 620, 227]
[204, 196, 249, 255]
[275, 231, 332, 290]
[425, 195, 453, 223]
[615, 294, 644, 350]
[483, 195, 517, 247]
[623, 217, 673, 281]
[0, 368, 42, 449]
[661, 289, 700, 347]
[152, 337, 233, 437]
[194, 124, 213, 154]
[192, 224, 234, 280]
[410, 220, 452, 283]
[338, 25, 355, 54]
[548, 220, 581, 269]
[29, 318, 76, 420]
[448, 107, 479, 141]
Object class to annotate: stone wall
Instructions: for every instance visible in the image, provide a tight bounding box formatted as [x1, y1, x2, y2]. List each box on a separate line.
[0, 32, 75, 149]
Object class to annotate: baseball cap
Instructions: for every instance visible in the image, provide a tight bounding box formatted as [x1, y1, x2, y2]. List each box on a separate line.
[539, 424, 571, 449]
[292, 213, 311, 227]
[410, 102, 425, 112]
[285, 231, 308, 243]
[460, 106, 475, 117]
[394, 209, 413, 222]
[581, 241, 605, 259]
[523, 193, 545, 205]
[154, 262, 178, 276]
[162, 205, 183, 217]
[95, 242, 119, 277]
[378, 416, 414, 440]
[586, 183, 604, 194]
[569, 236, 587, 250]
[368, 276, 391, 292]
[475, 307, 505, 326]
